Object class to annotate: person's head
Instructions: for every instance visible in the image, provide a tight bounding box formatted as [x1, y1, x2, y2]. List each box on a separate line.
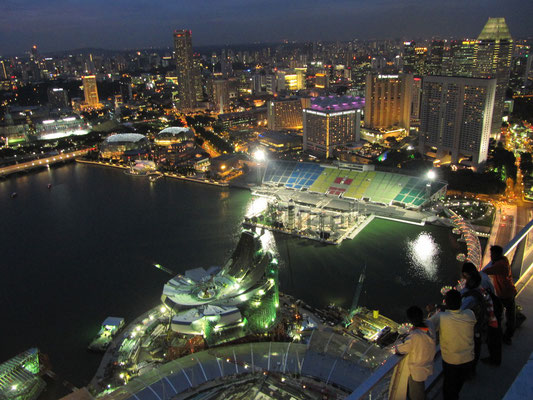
[462, 262, 482, 289]
[490, 245, 504, 262]
[406, 306, 425, 328]
[444, 289, 462, 310]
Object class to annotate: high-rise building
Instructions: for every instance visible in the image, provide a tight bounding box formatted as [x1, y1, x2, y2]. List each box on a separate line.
[303, 95, 363, 158]
[419, 76, 496, 167]
[364, 73, 413, 132]
[449, 40, 477, 77]
[173, 29, 196, 110]
[211, 79, 230, 113]
[474, 17, 513, 135]
[402, 42, 427, 75]
[47, 87, 69, 109]
[267, 98, 309, 130]
[411, 77, 422, 125]
[82, 75, 100, 107]
[426, 40, 445, 75]
[119, 75, 133, 103]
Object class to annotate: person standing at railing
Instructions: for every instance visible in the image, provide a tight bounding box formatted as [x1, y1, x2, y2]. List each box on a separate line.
[482, 245, 517, 345]
[429, 289, 475, 400]
[460, 263, 502, 368]
[394, 306, 436, 400]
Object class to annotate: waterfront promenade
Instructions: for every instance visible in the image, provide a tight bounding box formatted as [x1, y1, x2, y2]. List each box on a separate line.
[76, 159, 229, 187]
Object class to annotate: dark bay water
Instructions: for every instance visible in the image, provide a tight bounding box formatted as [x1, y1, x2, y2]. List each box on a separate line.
[0, 163, 464, 392]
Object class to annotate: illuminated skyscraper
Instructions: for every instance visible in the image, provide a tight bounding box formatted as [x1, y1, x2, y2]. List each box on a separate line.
[426, 40, 445, 76]
[449, 40, 477, 77]
[173, 29, 196, 110]
[419, 76, 496, 167]
[364, 73, 413, 132]
[402, 42, 427, 75]
[267, 98, 309, 130]
[474, 17, 513, 135]
[82, 75, 99, 107]
[303, 95, 363, 158]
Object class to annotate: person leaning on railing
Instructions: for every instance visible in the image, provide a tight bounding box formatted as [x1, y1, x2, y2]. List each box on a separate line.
[394, 306, 436, 400]
[482, 245, 517, 345]
[428, 289, 476, 400]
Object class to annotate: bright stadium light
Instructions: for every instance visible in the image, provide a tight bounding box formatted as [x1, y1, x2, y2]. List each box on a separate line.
[427, 169, 436, 181]
[253, 149, 266, 162]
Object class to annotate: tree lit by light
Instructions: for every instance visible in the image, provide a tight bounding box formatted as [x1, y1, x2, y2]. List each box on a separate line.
[406, 232, 440, 280]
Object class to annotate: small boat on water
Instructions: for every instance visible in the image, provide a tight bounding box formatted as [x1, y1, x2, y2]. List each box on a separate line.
[88, 317, 125, 352]
[149, 174, 163, 182]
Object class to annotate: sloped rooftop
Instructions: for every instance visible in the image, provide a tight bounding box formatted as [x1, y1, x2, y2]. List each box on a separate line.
[478, 17, 512, 41]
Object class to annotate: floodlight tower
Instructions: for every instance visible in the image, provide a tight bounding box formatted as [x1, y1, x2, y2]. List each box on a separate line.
[253, 149, 266, 186]
[426, 169, 436, 204]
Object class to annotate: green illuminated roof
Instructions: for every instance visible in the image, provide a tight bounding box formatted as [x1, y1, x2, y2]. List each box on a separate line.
[477, 18, 512, 41]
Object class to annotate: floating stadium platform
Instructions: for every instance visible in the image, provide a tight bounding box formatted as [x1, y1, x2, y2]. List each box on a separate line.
[246, 161, 447, 244]
[262, 161, 446, 208]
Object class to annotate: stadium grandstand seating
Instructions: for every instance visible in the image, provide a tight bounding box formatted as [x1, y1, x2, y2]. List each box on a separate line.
[261, 161, 445, 208]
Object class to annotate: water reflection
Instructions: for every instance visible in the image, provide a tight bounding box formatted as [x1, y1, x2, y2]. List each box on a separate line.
[406, 232, 440, 281]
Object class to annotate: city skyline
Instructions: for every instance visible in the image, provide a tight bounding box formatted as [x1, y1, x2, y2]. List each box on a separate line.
[1, 0, 532, 55]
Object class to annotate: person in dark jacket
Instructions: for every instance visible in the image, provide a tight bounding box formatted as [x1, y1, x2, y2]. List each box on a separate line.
[482, 245, 517, 345]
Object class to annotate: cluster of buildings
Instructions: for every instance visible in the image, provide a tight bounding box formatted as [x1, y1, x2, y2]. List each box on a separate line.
[0, 18, 529, 172]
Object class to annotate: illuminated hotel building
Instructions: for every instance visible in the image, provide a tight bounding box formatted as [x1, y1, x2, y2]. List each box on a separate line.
[82, 75, 100, 107]
[267, 98, 310, 130]
[173, 29, 196, 110]
[419, 76, 496, 167]
[303, 95, 363, 158]
[364, 73, 413, 132]
[474, 17, 513, 135]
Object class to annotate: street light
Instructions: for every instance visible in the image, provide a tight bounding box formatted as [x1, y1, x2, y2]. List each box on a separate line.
[427, 169, 436, 181]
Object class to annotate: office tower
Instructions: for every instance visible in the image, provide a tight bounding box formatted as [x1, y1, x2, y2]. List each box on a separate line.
[364, 73, 413, 132]
[119, 75, 133, 103]
[267, 98, 309, 130]
[211, 79, 230, 113]
[82, 75, 99, 107]
[402, 42, 426, 75]
[303, 95, 363, 158]
[449, 40, 477, 77]
[173, 29, 196, 110]
[474, 17, 513, 135]
[47, 87, 69, 109]
[284, 70, 305, 91]
[427, 40, 445, 75]
[419, 76, 496, 167]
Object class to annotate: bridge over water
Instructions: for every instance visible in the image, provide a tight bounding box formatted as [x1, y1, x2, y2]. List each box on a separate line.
[0, 148, 92, 177]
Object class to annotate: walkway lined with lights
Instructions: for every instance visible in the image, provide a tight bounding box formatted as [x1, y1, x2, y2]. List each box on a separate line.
[0, 148, 92, 177]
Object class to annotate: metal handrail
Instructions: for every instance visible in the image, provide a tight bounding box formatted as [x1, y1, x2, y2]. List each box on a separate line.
[347, 217, 533, 400]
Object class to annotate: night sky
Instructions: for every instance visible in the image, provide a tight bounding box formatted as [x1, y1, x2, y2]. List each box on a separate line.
[1, 0, 532, 55]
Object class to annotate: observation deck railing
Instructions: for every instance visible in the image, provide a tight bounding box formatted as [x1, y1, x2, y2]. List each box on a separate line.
[347, 217, 533, 400]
